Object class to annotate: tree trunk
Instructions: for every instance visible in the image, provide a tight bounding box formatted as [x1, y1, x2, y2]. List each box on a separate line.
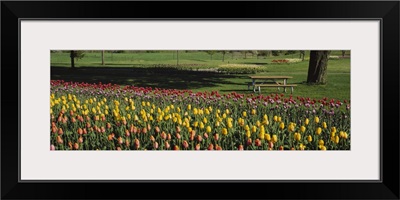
[244, 52, 247, 59]
[300, 51, 305, 61]
[307, 51, 330, 84]
[70, 50, 75, 68]
[101, 50, 105, 65]
[341, 50, 346, 57]
[222, 54, 225, 62]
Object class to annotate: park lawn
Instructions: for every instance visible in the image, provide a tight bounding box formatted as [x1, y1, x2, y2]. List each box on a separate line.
[51, 51, 350, 101]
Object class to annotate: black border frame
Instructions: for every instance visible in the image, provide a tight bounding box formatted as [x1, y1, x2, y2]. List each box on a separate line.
[2, 1, 399, 199]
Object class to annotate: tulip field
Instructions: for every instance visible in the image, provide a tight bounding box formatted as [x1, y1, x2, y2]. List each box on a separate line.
[50, 80, 350, 151]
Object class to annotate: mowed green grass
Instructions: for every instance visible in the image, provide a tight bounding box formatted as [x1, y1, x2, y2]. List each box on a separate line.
[51, 51, 350, 101]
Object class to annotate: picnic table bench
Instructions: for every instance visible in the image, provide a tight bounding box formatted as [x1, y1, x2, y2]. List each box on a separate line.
[248, 76, 297, 94]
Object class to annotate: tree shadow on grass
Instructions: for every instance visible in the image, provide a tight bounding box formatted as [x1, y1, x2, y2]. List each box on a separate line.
[50, 66, 240, 90]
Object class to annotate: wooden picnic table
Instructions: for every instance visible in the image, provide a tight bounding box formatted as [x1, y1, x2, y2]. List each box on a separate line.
[248, 75, 296, 93]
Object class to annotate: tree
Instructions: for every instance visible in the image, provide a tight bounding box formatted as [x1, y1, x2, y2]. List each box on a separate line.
[70, 51, 75, 68]
[220, 50, 228, 62]
[229, 50, 236, 59]
[299, 51, 305, 61]
[205, 50, 215, 60]
[241, 50, 252, 59]
[101, 50, 105, 65]
[252, 50, 259, 59]
[341, 50, 346, 57]
[70, 50, 85, 68]
[307, 51, 331, 84]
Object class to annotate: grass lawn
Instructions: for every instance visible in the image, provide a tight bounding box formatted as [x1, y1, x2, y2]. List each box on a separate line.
[51, 51, 350, 101]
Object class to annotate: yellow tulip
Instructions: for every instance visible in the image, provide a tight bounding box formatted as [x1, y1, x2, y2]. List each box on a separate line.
[307, 135, 312, 142]
[322, 122, 327, 129]
[288, 123, 295, 132]
[206, 126, 211, 133]
[246, 130, 251, 138]
[294, 132, 301, 141]
[251, 109, 256, 115]
[222, 128, 228, 135]
[335, 135, 339, 144]
[199, 122, 205, 129]
[259, 132, 265, 140]
[316, 127, 322, 135]
[252, 126, 257, 133]
[279, 122, 285, 130]
[272, 135, 278, 143]
[242, 111, 247, 117]
[305, 118, 309, 125]
[318, 140, 324, 146]
[265, 134, 271, 141]
[314, 116, 319, 123]
[300, 126, 306, 133]
[273, 115, 278, 122]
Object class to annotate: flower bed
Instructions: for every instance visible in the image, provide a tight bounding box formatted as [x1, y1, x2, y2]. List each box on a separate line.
[217, 64, 266, 74]
[271, 59, 302, 64]
[50, 80, 351, 151]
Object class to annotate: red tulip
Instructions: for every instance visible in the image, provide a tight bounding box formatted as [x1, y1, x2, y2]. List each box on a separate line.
[78, 128, 83, 135]
[197, 135, 203, 142]
[255, 139, 262, 147]
[214, 134, 219, 141]
[58, 128, 63, 135]
[247, 138, 252, 146]
[161, 132, 167, 140]
[183, 140, 189, 149]
[153, 142, 159, 149]
[125, 129, 130, 137]
[165, 141, 170, 149]
[134, 139, 140, 149]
